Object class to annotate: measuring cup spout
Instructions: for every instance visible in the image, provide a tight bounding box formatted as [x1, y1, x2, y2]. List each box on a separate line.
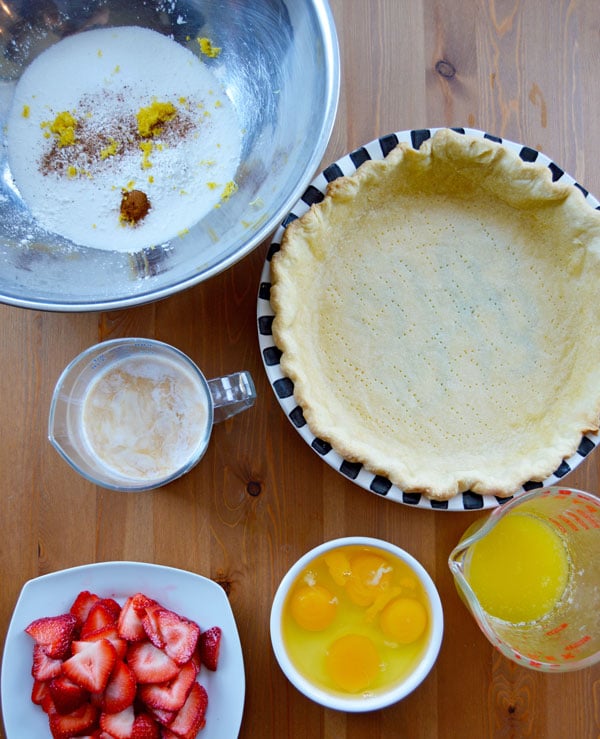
[448, 536, 490, 626]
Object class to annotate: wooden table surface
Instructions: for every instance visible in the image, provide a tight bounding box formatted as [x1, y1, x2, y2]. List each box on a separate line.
[2, 1, 600, 737]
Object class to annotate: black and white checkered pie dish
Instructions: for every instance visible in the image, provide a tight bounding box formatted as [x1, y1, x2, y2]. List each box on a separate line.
[256, 127, 600, 512]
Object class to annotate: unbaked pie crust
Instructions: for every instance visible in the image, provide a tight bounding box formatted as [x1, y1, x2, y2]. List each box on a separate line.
[270, 129, 600, 500]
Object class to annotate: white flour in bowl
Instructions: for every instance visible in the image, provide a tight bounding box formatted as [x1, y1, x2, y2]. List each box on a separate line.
[7, 26, 242, 252]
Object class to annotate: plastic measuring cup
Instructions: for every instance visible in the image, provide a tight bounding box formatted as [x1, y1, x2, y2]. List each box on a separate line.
[449, 487, 600, 672]
[49, 338, 256, 492]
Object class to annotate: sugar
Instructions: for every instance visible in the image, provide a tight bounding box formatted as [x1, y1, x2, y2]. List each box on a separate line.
[7, 26, 242, 252]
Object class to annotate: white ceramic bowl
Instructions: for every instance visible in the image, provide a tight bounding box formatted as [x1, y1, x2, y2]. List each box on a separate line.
[270, 536, 443, 712]
[1, 561, 245, 738]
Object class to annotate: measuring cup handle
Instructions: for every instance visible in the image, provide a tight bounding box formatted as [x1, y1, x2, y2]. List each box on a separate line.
[207, 371, 256, 423]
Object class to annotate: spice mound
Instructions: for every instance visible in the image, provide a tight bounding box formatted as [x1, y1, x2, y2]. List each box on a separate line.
[120, 189, 151, 225]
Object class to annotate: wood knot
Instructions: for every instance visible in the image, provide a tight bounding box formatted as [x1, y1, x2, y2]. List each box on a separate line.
[213, 572, 233, 597]
[435, 59, 456, 79]
[246, 480, 262, 497]
[507, 705, 516, 714]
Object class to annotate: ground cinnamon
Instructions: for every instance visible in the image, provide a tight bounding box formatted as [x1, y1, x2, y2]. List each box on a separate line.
[120, 189, 151, 225]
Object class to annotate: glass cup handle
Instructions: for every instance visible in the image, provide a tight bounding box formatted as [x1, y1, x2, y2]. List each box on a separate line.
[207, 371, 257, 423]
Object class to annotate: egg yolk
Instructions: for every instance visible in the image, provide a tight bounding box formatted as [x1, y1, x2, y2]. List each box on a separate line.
[324, 550, 351, 586]
[380, 597, 428, 644]
[325, 634, 380, 692]
[345, 553, 393, 606]
[290, 584, 337, 631]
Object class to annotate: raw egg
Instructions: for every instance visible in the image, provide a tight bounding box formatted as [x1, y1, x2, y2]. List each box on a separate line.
[345, 552, 393, 606]
[325, 634, 380, 692]
[380, 597, 428, 644]
[290, 584, 337, 631]
[280, 544, 432, 697]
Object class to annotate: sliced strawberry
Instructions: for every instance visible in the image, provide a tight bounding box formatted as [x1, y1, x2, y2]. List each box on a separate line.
[42, 692, 57, 716]
[131, 713, 160, 739]
[138, 660, 196, 712]
[81, 602, 119, 638]
[117, 597, 147, 642]
[48, 701, 98, 738]
[98, 597, 121, 619]
[189, 646, 202, 675]
[141, 604, 165, 649]
[82, 624, 127, 659]
[147, 706, 176, 727]
[62, 639, 117, 693]
[198, 626, 222, 671]
[167, 682, 208, 739]
[146, 609, 200, 666]
[99, 704, 135, 739]
[132, 593, 157, 615]
[32, 644, 63, 681]
[70, 591, 101, 628]
[31, 678, 50, 706]
[126, 641, 179, 684]
[25, 613, 78, 659]
[49, 674, 90, 715]
[101, 659, 136, 714]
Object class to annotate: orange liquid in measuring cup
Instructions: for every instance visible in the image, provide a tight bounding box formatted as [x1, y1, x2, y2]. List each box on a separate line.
[465, 512, 569, 623]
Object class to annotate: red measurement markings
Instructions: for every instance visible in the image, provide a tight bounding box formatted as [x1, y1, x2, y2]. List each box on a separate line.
[545, 622, 568, 636]
[565, 635, 591, 652]
[548, 516, 569, 534]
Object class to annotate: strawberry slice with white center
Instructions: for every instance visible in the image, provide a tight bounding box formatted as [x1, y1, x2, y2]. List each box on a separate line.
[144, 608, 200, 665]
[82, 623, 127, 659]
[31, 644, 63, 681]
[141, 604, 165, 650]
[69, 590, 101, 629]
[167, 682, 208, 739]
[48, 702, 98, 738]
[138, 659, 196, 712]
[25, 613, 78, 659]
[118, 595, 151, 642]
[126, 640, 179, 684]
[81, 601, 119, 638]
[100, 703, 135, 738]
[62, 638, 117, 693]
[100, 658, 136, 714]
[148, 705, 176, 727]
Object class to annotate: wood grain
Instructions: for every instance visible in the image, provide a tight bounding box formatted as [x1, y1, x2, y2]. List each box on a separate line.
[2, 1, 600, 737]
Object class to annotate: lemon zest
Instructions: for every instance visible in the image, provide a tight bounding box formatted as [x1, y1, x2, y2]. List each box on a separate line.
[197, 37, 221, 58]
[136, 101, 177, 138]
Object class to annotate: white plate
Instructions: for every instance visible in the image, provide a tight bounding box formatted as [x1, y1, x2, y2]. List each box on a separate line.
[257, 126, 600, 512]
[1, 561, 245, 738]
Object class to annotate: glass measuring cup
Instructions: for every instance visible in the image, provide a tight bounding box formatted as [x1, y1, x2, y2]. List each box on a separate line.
[49, 338, 256, 492]
[448, 487, 600, 672]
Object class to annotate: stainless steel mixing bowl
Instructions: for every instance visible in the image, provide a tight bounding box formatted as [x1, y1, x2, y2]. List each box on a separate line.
[0, 0, 339, 310]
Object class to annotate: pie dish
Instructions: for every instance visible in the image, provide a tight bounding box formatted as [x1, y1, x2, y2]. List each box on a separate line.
[1, 561, 245, 737]
[266, 128, 600, 502]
